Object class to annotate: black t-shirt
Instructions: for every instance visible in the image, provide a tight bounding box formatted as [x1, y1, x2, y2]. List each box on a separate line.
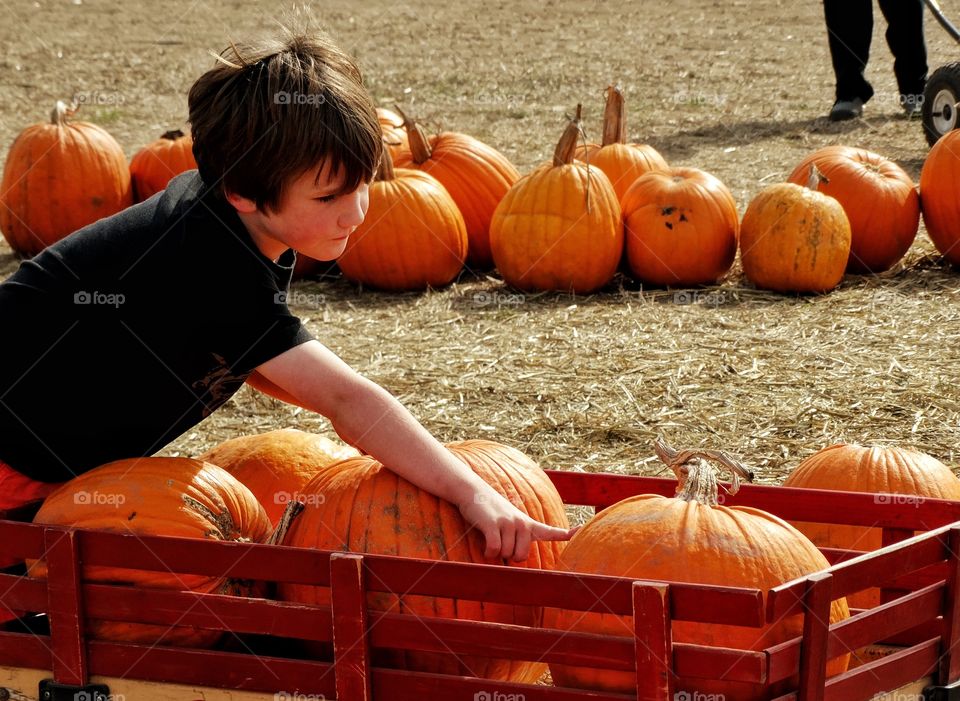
[0, 171, 313, 482]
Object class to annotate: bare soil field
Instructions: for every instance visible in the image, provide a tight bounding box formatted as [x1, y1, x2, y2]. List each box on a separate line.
[2, 0, 959, 491]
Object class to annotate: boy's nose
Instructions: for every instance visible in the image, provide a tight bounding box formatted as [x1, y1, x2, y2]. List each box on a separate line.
[338, 189, 368, 229]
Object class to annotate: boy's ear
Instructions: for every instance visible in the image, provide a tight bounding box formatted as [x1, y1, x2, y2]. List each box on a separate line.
[224, 189, 258, 214]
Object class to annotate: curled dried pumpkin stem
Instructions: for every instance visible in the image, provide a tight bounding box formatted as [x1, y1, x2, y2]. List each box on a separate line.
[805, 163, 829, 190]
[601, 85, 627, 146]
[376, 143, 396, 182]
[394, 105, 433, 165]
[654, 437, 754, 506]
[50, 100, 78, 126]
[161, 129, 186, 141]
[553, 103, 584, 167]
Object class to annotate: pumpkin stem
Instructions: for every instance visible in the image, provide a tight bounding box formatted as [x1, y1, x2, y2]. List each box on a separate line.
[376, 144, 396, 182]
[805, 164, 829, 190]
[654, 437, 754, 506]
[50, 100, 77, 126]
[553, 104, 584, 167]
[267, 500, 305, 546]
[160, 129, 186, 141]
[395, 105, 433, 165]
[600, 85, 627, 146]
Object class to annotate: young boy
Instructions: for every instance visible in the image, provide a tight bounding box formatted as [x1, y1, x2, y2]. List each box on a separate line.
[0, 32, 574, 562]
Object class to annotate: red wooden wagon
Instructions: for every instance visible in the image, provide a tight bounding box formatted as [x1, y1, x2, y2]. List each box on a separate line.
[1, 469, 959, 701]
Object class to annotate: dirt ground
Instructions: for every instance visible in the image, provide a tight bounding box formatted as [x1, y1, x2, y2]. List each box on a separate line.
[2, 0, 959, 492]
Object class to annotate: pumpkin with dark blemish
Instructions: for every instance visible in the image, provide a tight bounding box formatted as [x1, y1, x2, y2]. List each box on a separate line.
[621, 167, 739, 286]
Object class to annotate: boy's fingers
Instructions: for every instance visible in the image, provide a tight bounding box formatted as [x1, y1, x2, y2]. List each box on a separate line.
[532, 523, 581, 542]
[483, 526, 502, 560]
[498, 522, 517, 561]
[512, 524, 532, 562]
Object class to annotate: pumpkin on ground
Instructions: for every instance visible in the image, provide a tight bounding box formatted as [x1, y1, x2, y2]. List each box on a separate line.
[0, 101, 133, 256]
[576, 85, 668, 203]
[490, 105, 623, 293]
[28, 457, 272, 647]
[621, 166, 739, 286]
[279, 439, 570, 683]
[336, 148, 467, 290]
[920, 130, 960, 266]
[377, 107, 409, 160]
[739, 166, 851, 293]
[784, 443, 960, 608]
[394, 111, 520, 269]
[544, 439, 849, 701]
[129, 129, 197, 202]
[787, 146, 919, 274]
[198, 428, 358, 526]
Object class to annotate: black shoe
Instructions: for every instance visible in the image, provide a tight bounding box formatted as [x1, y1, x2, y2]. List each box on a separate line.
[902, 94, 923, 118]
[829, 97, 864, 121]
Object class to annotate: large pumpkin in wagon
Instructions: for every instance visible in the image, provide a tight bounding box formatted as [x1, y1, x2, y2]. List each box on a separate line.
[279, 439, 570, 683]
[28, 457, 272, 647]
[545, 439, 849, 701]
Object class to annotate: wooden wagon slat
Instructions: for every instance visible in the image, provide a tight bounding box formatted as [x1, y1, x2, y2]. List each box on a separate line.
[43, 528, 86, 686]
[822, 637, 940, 701]
[86, 639, 338, 697]
[766, 581, 945, 684]
[57, 524, 766, 625]
[0, 520, 44, 561]
[0, 631, 51, 669]
[767, 525, 952, 621]
[544, 472, 960, 529]
[0, 572, 45, 612]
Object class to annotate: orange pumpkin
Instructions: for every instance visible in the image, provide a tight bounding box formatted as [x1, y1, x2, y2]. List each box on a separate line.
[337, 148, 467, 290]
[28, 457, 272, 647]
[784, 443, 960, 608]
[279, 439, 570, 682]
[0, 101, 133, 256]
[377, 107, 409, 160]
[621, 166, 739, 286]
[787, 146, 919, 273]
[740, 168, 851, 293]
[545, 439, 849, 700]
[394, 112, 520, 269]
[490, 105, 623, 293]
[576, 85, 668, 202]
[129, 129, 197, 202]
[198, 428, 358, 525]
[920, 130, 960, 266]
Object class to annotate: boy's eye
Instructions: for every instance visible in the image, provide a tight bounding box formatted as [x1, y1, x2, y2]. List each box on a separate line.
[315, 194, 337, 203]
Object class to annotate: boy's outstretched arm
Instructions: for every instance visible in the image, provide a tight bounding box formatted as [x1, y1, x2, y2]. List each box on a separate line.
[254, 340, 578, 561]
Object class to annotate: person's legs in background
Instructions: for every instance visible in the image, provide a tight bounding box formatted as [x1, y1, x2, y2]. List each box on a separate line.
[825, 0, 875, 120]
[878, 0, 928, 116]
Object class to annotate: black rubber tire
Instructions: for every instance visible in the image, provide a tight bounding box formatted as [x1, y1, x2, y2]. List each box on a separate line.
[923, 62, 960, 146]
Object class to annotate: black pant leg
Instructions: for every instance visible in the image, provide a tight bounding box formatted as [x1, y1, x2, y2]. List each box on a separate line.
[878, 0, 927, 98]
[824, 0, 875, 101]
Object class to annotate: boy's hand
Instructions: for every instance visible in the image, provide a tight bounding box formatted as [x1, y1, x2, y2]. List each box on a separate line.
[457, 485, 579, 562]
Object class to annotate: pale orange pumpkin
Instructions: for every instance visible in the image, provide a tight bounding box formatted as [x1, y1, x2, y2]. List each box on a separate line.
[545, 439, 849, 700]
[621, 167, 739, 285]
[740, 167, 851, 293]
[279, 439, 570, 682]
[198, 428, 358, 525]
[336, 148, 467, 290]
[28, 457, 272, 647]
[920, 129, 960, 266]
[0, 101, 133, 256]
[129, 129, 197, 202]
[394, 112, 520, 269]
[490, 105, 623, 293]
[576, 85, 668, 202]
[787, 146, 919, 273]
[784, 443, 960, 608]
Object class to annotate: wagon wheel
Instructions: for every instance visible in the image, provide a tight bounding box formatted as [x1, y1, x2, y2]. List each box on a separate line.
[922, 62, 960, 146]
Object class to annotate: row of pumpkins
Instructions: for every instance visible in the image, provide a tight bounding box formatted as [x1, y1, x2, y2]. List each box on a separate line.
[5, 89, 960, 295]
[19, 428, 960, 699]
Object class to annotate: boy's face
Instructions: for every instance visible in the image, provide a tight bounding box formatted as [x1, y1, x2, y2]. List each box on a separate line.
[231, 160, 369, 262]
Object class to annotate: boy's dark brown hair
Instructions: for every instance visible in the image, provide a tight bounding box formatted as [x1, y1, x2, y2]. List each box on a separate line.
[188, 32, 382, 212]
